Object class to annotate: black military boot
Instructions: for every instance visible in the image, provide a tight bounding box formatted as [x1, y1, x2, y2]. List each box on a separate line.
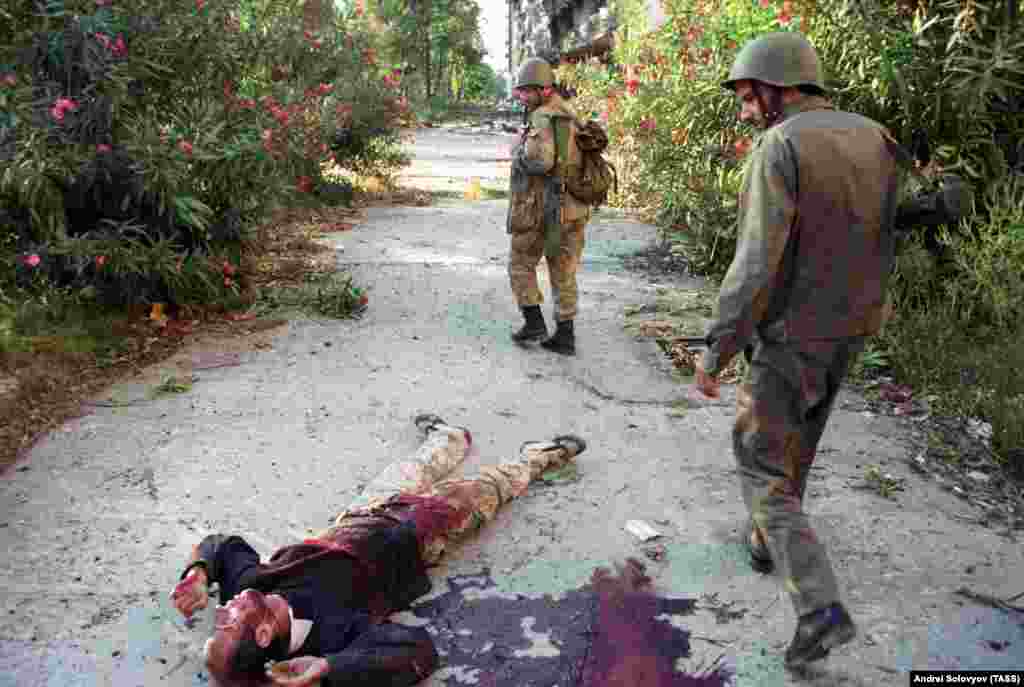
[541, 319, 575, 355]
[784, 602, 857, 669]
[511, 305, 547, 343]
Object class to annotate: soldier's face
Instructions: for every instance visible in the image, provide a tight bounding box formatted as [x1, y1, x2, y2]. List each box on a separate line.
[734, 81, 767, 129]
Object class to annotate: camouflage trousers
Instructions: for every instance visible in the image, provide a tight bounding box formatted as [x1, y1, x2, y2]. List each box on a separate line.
[735, 337, 865, 617]
[509, 219, 587, 322]
[325, 424, 579, 566]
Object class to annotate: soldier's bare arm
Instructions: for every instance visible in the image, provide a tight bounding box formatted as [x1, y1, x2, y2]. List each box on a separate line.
[703, 132, 797, 375]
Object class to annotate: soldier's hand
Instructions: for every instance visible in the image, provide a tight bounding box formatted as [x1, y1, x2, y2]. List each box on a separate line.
[694, 361, 720, 399]
[170, 566, 209, 618]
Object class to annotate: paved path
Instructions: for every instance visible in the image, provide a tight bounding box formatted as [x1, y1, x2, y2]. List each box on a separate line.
[1, 125, 1021, 687]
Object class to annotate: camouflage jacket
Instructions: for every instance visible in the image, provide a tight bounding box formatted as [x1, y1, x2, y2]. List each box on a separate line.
[507, 93, 591, 235]
[702, 96, 901, 376]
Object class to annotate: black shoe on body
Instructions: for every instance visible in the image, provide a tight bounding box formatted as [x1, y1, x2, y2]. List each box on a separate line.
[785, 603, 857, 669]
[541, 319, 575, 355]
[512, 305, 548, 343]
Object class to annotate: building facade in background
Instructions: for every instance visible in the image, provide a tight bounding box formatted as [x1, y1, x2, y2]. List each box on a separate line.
[506, 0, 666, 77]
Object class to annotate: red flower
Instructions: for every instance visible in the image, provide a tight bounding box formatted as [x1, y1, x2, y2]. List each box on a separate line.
[733, 136, 752, 157]
[312, 39, 322, 49]
[95, 32, 112, 49]
[777, 11, 793, 25]
[222, 261, 236, 276]
[111, 34, 127, 57]
[196, 0, 206, 10]
[626, 79, 640, 96]
[304, 30, 313, 40]
[760, 0, 771, 7]
[96, 143, 112, 153]
[296, 176, 314, 193]
[223, 277, 233, 288]
[24, 254, 41, 268]
[95, 255, 107, 268]
[178, 140, 194, 155]
[317, 83, 334, 95]
[50, 97, 78, 122]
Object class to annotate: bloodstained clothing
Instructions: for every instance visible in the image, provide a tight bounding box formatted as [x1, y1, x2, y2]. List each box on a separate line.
[183, 497, 460, 686]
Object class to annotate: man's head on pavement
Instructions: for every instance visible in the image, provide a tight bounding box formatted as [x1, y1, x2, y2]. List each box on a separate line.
[723, 31, 826, 129]
[204, 589, 290, 685]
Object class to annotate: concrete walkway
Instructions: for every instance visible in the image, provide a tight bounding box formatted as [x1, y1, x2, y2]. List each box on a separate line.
[1, 125, 1021, 687]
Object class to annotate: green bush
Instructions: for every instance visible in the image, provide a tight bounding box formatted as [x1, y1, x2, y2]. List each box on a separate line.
[1, 0, 404, 306]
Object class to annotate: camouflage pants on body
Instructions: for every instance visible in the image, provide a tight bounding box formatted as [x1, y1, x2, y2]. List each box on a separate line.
[509, 219, 586, 322]
[735, 337, 865, 618]
[327, 424, 578, 566]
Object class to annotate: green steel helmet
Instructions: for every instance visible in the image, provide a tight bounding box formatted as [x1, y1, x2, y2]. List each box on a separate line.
[723, 32, 825, 93]
[514, 57, 554, 90]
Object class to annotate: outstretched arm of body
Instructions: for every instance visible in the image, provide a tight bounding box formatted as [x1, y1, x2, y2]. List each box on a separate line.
[170, 534, 263, 617]
[267, 623, 438, 687]
[701, 131, 797, 377]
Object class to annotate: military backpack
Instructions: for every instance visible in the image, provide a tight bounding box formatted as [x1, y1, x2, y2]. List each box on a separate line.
[549, 117, 617, 207]
[564, 119, 617, 207]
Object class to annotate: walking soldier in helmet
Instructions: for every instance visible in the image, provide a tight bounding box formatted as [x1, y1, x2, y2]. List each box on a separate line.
[693, 32, 903, 669]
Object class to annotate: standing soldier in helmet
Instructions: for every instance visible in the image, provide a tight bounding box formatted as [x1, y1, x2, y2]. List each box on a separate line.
[506, 57, 591, 355]
[692, 32, 902, 668]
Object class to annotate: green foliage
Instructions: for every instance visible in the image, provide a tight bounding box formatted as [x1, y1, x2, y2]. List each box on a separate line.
[253, 271, 368, 319]
[1, 0, 397, 308]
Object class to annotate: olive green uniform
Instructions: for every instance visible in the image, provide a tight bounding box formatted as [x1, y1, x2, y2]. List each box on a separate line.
[702, 96, 901, 617]
[507, 94, 592, 322]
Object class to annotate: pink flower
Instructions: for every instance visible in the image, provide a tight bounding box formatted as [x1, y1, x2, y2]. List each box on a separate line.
[1, 73, 15, 88]
[639, 116, 657, 131]
[178, 140, 194, 155]
[24, 254, 41, 268]
[95, 255, 107, 268]
[317, 83, 334, 95]
[777, 11, 792, 25]
[541, 85, 555, 99]
[96, 143, 112, 153]
[312, 39, 323, 49]
[50, 97, 78, 122]
[111, 35, 127, 58]
[95, 0, 112, 6]
[196, 0, 206, 10]
[760, 0, 771, 7]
